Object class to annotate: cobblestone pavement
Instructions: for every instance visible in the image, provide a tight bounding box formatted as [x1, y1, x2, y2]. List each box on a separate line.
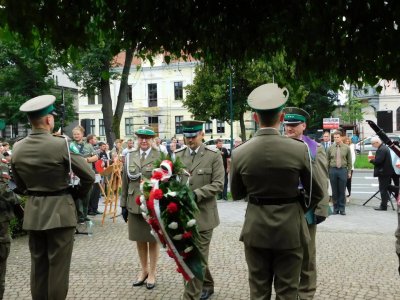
[4, 195, 400, 299]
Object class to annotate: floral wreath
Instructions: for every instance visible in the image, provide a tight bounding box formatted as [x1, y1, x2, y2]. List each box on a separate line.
[137, 154, 204, 281]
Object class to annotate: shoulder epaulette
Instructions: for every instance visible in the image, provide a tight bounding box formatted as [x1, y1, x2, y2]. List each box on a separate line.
[174, 146, 187, 153]
[205, 146, 218, 153]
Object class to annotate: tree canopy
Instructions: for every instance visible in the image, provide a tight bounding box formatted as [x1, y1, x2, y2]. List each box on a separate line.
[2, 1, 400, 87]
[0, 27, 75, 130]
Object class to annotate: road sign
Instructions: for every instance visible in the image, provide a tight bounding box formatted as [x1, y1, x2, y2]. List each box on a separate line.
[323, 118, 340, 129]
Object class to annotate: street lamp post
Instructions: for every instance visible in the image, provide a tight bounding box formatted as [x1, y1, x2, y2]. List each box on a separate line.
[229, 67, 234, 151]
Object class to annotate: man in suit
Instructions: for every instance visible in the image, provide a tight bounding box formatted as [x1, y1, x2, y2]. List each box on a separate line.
[11, 95, 95, 300]
[230, 83, 326, 300]
[283, 107, 329, 300]
[120, 126, 161, 289]
[321, 131, 332, 152]
[175, 120, 224, 300]
[369, 136, 395, 211]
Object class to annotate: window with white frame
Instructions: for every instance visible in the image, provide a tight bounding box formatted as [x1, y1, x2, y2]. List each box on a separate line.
[217, 120, 225, 133]
[125, 117, 134, 135]
[205, 120, 213, 134]
[148, 83, 157, 107]
[175, 116, 183, 134]
[99, 119, 105, 136]
[126, 84, 132, 102]
[174, 81, 183, 100]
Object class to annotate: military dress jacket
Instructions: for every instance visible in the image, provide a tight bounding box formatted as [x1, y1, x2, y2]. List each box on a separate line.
[174, 144, 224, 232]
[120, 148, 161, 214]
[230, 128, 326, 249]
[11, 129, 95, 230]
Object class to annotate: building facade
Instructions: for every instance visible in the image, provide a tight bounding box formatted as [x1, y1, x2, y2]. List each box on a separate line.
[78, 55, 254, 142]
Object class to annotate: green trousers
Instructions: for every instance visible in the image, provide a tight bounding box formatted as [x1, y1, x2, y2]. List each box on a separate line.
[182, 229, 214, 300]
[298, 224, 317, 300]
[28, 227, 75, 300]
[0, 221, 10, 300]
[245, 245, 303, 300]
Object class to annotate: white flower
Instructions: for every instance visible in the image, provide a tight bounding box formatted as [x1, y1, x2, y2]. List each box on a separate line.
[140, 204, 148, 212]
[140, 195, 145, 203]
[173, 234, 183, 240]
[184, 246, 193, 253]
[186, 219, 196, 227]
[167, 190, 177, 197]
[168, 222, 178, 229]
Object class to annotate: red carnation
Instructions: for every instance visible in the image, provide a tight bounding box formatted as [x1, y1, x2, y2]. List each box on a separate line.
[148, 218, 158, 228]
[152, 171, 163, 180]
[147, 198, 155, 211]
[182, 231, 193, 239]
[153, 189, 164, 200]
[135, 196, 141, 205]
[166, 202, 179, 214]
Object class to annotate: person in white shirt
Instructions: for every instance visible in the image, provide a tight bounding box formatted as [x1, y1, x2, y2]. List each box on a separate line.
[343, 136, 356, 202]
[154, 137, 168, 155]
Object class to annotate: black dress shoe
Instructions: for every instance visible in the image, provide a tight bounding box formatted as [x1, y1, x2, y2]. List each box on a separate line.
[200, 289, 214, 300]
[374, 207, 387, 211]
[95, 210, 103, 215]
[340, 211, 346, 215]
[146, 282, 156, 290]
[132, 274, 148, 287]
[88, 211, 97, 216]
[332, 210, 339, 215]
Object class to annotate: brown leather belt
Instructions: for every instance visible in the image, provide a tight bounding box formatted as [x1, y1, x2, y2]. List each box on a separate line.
[249, 195, 300, 205]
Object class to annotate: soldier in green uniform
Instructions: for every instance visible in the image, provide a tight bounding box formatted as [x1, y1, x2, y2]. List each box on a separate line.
[283, 107, 329, 300]
[11, 95, 95, 300]
[174, 120, 224, 300]
[230, 84, 326, 300]
[0, 154, 18, 299]
[120, 126, 161, 290]
[70, 125, 98, 223]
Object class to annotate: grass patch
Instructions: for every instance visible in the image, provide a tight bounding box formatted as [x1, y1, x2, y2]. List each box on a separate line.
[354, 154, 374, 169]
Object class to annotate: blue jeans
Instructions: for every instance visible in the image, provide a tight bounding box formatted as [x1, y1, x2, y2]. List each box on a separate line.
[329, 167, 347, 212]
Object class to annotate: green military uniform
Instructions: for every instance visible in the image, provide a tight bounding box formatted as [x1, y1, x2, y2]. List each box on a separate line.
[11, 95, 95, 300]
[0, 154, 17, 299]
[175, 120, 224, 300]
[283, 107, 329, 300]
[69, 140, 96, 222]
[230, 84, 326, 300]
[120, 126, 161, 241]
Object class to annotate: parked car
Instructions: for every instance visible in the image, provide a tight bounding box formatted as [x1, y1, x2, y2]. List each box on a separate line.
[204, 138, 232, 151]
[355, 134, 400, 154]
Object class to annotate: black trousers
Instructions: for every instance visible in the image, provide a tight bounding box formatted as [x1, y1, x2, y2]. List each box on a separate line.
[88, 183, 101, 212]
[378, 175, 391, 208]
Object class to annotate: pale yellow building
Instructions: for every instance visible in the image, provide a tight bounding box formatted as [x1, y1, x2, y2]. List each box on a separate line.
[78, 54, 255, 142]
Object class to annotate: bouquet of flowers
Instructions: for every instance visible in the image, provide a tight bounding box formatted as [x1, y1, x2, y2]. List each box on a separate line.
[138, 155, 204, 281]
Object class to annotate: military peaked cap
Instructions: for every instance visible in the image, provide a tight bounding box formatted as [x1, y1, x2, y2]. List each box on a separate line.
[181, 120, 204, 137]
[20, 95, 57, 118]
[247, 83, 289, 111]
[135, 125, 155, 137]
[283, 107, 310, 125]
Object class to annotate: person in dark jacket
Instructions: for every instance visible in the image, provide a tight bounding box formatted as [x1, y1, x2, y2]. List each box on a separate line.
[369, 136, 395, 211]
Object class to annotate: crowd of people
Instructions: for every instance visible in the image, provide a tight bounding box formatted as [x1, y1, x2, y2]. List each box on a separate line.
[1, 88, 400, 300]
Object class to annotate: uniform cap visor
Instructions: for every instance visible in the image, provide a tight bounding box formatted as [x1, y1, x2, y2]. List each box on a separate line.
[183, 131, 200, 138]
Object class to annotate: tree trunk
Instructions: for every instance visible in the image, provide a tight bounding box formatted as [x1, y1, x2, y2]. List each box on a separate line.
[239, 110, 246, 141]
[100, 62, 115, 147]
[113, 48, 134, 139]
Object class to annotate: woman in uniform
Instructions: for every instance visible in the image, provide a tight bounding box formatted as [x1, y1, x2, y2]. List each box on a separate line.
[120, 126, 161, 290]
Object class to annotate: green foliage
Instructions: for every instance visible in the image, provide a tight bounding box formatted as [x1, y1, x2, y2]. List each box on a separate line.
[0, 27, 75, 128]
[3, 1, 400, 87]
[340, 96, 366, 125]
[354, 154, 374, 169]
